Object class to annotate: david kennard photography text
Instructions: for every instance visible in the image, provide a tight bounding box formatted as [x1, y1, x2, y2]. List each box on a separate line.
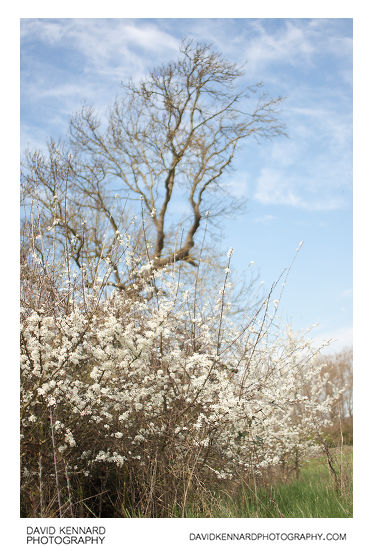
[26, 526, 106, 545]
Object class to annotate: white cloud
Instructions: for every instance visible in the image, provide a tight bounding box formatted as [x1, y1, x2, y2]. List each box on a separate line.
[21, 19, 181, 143]
[225, 176, 249, 199]
[236, 19, 352, 83]
[33, 82, 96, 101]
[22, 19, 178, 78]
[21, 18, 352, 214]
[254, 166, 347, 211]
[251, 98, 352, 211]
[254, 168, 303, 207]
[21, 123, 51, 153]
[269, 141, 300, 167]
[243, 20, 316, 73]
[288, 105, 352, 152]
[21, 19, 66, 44]
[313, 326, 353, 354]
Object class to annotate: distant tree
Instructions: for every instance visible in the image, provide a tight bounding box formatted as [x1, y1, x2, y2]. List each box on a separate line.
[22, 40, 285, 291]
[320, 347, 353, 446]
[322, 347, 353, 418]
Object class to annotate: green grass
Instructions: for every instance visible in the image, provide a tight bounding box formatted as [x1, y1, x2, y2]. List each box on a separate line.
[119, 447, 352, 518]
[183, 447, 353, 518]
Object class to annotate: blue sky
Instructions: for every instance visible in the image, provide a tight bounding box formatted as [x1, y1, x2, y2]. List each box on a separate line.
[20, 18, 353, 353]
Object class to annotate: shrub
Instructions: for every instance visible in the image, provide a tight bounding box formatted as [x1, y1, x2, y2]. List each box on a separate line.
[20, 233, 340, 517]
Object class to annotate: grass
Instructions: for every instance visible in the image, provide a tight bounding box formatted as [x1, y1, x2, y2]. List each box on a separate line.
[181, 446, 353, 518]
[115, 446, 353, 518]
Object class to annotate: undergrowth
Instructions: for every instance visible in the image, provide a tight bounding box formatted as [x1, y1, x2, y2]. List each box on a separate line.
[164, 446, 353, 518]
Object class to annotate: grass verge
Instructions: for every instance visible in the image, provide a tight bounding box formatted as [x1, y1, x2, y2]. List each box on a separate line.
[182, 446, 353, 518]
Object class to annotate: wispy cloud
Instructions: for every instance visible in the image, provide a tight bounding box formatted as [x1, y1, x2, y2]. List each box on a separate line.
[21, 19, 181, 148]
[252, 99, 352, 211]
[21, 18, 352, 213]
[255, 168, 303, 208]
[243, 20, 316, 74]
[21, 19, 179, 78]
[313, 326, 353, 354]
[224, 174, 249, 199]
[237, 19, 352, 83]
[254, 165, 348, 211]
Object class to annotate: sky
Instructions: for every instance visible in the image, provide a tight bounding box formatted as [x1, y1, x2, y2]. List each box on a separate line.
[20, 18, 353, 353]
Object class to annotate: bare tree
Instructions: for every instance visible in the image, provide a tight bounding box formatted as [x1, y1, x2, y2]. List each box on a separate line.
[22, 40, 285, 291]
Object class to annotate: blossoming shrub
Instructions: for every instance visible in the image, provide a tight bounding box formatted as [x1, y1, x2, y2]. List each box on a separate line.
[20, 243, 338, 517]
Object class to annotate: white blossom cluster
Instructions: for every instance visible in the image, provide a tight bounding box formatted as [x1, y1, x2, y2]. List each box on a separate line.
[20, 261, 338, 489]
